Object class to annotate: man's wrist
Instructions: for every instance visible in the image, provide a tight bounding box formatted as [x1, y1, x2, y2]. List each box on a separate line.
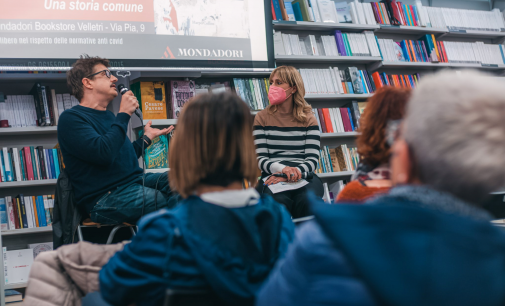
[141, 135, 152, 147]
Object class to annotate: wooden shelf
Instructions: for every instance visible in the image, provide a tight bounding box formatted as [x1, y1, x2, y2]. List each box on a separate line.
[316, 171, 354, 178]
[320, 132, 359, 138]
[305, 94, 372, 100]
[275, 55, 382, 64]
[0, 126, 57, 135]
[273, 20, 379, 32]
[4, 282, 27, 290]
[2, 226, 52, 236]
[0, 179, 57, 189]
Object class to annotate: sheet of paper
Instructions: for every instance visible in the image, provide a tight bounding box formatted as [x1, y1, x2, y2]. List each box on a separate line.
[263, 176, 309, 194]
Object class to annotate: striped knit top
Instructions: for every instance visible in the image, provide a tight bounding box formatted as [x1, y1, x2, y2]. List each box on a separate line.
[253, 109, 321, 175]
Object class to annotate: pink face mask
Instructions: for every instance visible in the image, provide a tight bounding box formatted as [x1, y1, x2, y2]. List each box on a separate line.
[268, 85, 293, 105]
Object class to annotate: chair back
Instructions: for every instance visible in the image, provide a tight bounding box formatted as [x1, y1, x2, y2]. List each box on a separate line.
[163, 288, 224, 306]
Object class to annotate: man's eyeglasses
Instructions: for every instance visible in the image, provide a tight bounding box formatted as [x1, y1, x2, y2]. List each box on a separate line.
[85, 69, 111, 79]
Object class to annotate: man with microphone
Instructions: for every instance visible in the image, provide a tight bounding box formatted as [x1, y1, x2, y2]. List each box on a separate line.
[58, 55, 176, 225]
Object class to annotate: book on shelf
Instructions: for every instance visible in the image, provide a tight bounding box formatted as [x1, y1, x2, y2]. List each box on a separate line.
[5, 289, 23, 304]
[29, 242, 54, 258]
[372, 72, 421, 89]
[169, 80, 195, 119]
[0, 146, 64, 183]
[323, 180, 348, 203]
[1, 194, 54, 230]
[3, 247, 34, 285]
[274, 30, 381, 57]
[131, 82, 168, 120]
[232, 78, 270, 111]
[313, 104, 363, 134]
[0, 90, 77, 129]
[316, 145, 359, 173]
[300, 67, 375, 95]
[272, 0, 505, 32]
[138, 131, 170, 169]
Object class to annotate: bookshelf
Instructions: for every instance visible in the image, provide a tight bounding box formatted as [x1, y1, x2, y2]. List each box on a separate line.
[320, 132, 359, 138]
[275, 55, 382, 64]
[273, 20, 379, 31]
[4, 282, 28, 290]
[317, 171, 354, 178]
[1, 227, 53, 236]
[0, 180, 57, 189]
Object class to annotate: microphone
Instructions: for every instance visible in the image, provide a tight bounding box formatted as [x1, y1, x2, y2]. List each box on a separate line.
[273, 172, 314, 180]
[117, 84, 143, 120]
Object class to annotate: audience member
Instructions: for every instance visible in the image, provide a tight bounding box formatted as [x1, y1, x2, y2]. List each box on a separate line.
[257, 70, 505, 306]
[254, 65, 322, 218]
[337, 86, 410, 202]
[59, 55, 176, 224]
[99, 93, 295, 306]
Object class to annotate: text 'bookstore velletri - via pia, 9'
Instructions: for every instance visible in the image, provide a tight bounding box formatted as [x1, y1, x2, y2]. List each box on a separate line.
[2, 0, 505, 305]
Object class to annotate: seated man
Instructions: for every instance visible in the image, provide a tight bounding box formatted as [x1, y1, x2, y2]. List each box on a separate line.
[257, 70, 505, 306]
[58, 55, 177, 224]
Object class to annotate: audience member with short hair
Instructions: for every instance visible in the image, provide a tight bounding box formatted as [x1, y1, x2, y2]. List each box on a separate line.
[99, 93, 295, 306]
[257, 70, 505, 306]
[337, 86, 411, 203]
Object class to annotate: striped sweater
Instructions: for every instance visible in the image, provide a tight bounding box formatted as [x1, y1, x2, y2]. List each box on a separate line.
[253, 109, 321, 175]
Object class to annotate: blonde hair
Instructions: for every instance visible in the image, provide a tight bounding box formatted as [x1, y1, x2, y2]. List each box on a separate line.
[168, 92, 258, 198]
[268, 66, 312, 123]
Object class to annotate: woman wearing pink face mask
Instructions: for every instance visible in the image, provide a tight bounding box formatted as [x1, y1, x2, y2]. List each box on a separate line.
[254, 66, 323, 218]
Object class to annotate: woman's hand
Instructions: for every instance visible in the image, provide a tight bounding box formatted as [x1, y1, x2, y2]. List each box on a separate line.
[264, 173, 288, 186]
[282, 167, 301, 182]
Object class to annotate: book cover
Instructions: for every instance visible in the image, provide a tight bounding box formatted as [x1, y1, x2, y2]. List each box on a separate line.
[170, 80, 195, 119]
[19, 150, 26, 181]
[134, 82, 168, 120]
[35, 146, 47, 180]
[2, 148, 12, 182]
[329, 148, 341, 172]
[144, 135, 169, 169]
[48, 149, 56, 179]
[278, 0, 289, 21]
[334, 146, 348, 171]
[28, 242, 53, 258]
[283, 1, 296, 21]
[29, 83, 46, 126]
[44, 86, 56, 126]
[292, 2, 304, 21]
[24, 196, 34, 228]
[0, 198, 7, 230]
[8, 149, 16, 182]
[29, 147, 38, 180]
[23, 147, 34, 181]
[3, 248, 34, 284]
[40, 86, 52, 126]
[32, 147, 41, 181]
[45, 195, 52, 225]
[48, 194, 54, 224]
[31, 196, 39, 227]
[334, 1, 352, 23]
[40, 196, 48, 227]
[52, 149, 60, 178]
[17, 195, 28, 229]
[5, 196, 15, 230]
[347, 67, 364, 94]
[4, 289, 22, 303]
[11, 197, 20, 229]
[44, 149, 52, 179]
[272, 0, 284, 21]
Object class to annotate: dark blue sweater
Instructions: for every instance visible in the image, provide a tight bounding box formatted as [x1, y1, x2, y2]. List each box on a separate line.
[58, 105, 144, 213]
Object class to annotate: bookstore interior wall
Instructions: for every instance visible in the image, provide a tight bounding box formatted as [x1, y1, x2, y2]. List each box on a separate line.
[2, 0, 505, 303]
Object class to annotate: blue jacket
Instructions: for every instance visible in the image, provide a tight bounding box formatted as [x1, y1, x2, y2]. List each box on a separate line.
[99, 194, 294, 306]
[257, 186, 505, 306]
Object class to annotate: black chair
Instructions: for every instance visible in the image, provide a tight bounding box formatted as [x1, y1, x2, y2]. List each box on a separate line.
[163, 288, 224, 306]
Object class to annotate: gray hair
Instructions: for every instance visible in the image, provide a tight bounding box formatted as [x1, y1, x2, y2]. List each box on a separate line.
[404, 70, 505, 205]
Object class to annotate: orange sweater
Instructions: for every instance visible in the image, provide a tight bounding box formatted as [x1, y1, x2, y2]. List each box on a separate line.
[336, 181, 390, 203]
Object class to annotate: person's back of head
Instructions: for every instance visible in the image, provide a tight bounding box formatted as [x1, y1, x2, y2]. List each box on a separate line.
[168, 92, 258, 196]
[400, 70, 505, 205]
[357, 86, 411, 168]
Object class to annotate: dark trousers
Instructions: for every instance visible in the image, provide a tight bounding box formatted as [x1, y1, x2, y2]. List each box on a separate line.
[90, 172, 178, 225]
[257, 174, 324, 219]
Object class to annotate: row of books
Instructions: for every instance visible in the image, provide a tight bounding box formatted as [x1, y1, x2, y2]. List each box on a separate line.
[232, 78, 270, 110]
[314, 103, 366, 134]
[0, 146, 64, 183]
[0, 90, 78, 128]
[133, 80, 238, 120]
[317, 145, 359, 174]
[378, 35, 505, 65]
[4, 289, 23, 305]
[4, 242, 53, 286]
[299, 67, 376, 95]
[0, 195, 54, 230]
[372, 72, 421, 89]
[272, 0, 505, 33]
[273, 30, 380, 57]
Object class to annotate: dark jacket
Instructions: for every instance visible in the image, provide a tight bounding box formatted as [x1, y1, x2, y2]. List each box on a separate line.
[257, 186, 505, 306]
[99, 194, 295, 306]
[52, 169, 82, 249]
